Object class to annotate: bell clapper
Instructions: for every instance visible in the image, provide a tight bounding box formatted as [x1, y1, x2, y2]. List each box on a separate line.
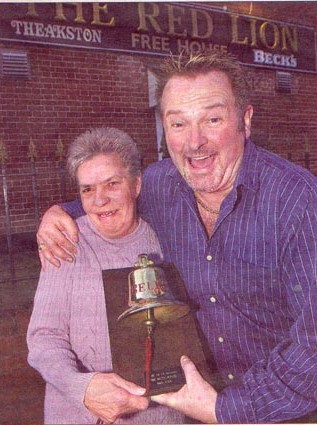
[144, 308, 156, 396]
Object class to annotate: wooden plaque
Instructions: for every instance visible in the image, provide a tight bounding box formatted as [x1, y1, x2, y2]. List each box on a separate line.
[102, 262, 212, 395]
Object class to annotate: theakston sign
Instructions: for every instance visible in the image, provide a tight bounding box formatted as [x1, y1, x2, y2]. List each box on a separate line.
[0, 2, 316, 73]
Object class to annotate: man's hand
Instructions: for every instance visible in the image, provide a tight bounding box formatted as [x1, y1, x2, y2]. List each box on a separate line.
[151, 356, 218, 424]
[37, 205, 79, 269]
[84, 373, 149, 424]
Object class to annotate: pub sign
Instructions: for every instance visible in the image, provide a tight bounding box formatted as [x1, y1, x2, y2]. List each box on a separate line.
[0, 2, 316, 73]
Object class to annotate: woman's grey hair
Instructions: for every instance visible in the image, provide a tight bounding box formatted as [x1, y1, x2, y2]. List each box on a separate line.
[67, 127, 141, 181]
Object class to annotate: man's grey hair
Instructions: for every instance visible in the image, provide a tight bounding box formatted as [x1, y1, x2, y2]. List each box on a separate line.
[67, 127, 141, 180]
[154, 50, 250, 116]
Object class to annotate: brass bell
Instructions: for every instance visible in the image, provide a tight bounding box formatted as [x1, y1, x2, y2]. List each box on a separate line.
[117, 254, 190, 395]
[117, 254, 190, 324]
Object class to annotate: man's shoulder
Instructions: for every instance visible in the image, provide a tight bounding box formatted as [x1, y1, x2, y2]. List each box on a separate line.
[250, 142, 317, 190]
[139, 159, 179, 211]
[143, 158, 176, 179]
[142, 158, 179, 196]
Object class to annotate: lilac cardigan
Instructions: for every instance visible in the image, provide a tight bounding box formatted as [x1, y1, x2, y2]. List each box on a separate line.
[27, 216, 184, 424]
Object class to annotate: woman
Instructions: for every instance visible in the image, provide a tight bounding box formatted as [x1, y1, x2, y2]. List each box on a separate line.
[27, 127, 183, 424]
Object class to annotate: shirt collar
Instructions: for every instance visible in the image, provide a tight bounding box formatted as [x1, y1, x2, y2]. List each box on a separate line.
[166, 159, 193, 197]
[235, 139, 260, 192]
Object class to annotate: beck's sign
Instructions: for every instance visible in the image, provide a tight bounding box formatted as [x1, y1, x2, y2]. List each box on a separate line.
[0, 2, 316, 73]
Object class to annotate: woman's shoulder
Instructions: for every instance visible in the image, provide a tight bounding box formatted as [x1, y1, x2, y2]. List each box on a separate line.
[138, 218, 163, 262]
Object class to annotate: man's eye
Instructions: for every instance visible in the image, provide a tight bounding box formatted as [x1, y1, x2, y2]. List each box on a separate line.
[81, 187, 91, 194]
[108, 181, 120, 188]
[208, 117, 221, 124]
[171, 122, 184, 129]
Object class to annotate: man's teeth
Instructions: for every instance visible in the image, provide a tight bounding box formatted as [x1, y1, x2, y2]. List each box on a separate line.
[192, 155, 210, 160]
[189, 155, 211, 164]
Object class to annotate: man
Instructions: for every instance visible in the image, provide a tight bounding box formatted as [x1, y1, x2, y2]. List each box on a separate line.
[37, 51, 317, 423]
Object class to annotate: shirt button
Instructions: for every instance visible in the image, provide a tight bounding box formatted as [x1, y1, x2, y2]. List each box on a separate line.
[218, 337, 224, 343]
[206, 255, 213, 261]
[209, 296, 217, 303]
[228, 373, 234, 380]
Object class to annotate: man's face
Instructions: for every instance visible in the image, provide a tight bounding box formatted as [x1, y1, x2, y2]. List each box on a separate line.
[161, 71, 253, 193]
[77, 153, 141, 239]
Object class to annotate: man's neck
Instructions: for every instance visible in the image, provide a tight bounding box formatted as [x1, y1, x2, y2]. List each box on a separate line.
[194, 185, 234, 238]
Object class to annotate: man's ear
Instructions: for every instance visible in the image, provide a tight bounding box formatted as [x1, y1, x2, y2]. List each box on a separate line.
[135, 173, 142, 197]
[244, 105, 253, 138]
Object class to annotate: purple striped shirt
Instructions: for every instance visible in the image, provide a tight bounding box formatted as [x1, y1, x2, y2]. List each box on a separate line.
[138, 139, 317, 423]
[65, 139, 317, 423]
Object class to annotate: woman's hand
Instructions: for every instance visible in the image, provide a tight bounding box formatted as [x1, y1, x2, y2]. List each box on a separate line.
[84, 373, 149, 424]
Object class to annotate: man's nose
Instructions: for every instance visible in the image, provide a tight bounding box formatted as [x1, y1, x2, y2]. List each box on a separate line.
[94, 187, 110, 207]
[188, 126, 208, 151]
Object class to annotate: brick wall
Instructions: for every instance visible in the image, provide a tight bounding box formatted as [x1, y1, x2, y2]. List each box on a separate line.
[250, 70, 317, 171]
[1, 1, 317, 235]
[1, 38, 317, 236]
[0, 45, 159, 234]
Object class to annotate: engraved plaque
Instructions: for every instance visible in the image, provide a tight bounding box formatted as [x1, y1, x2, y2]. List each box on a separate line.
[102, 262, 212, 395]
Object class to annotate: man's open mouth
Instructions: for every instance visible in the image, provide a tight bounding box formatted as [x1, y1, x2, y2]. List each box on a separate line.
[187, 154, 215, 169]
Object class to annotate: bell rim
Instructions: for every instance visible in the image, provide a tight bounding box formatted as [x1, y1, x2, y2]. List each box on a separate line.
[117, 300, 190, 322]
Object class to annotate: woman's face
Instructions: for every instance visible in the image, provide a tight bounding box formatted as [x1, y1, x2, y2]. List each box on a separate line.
[77, 153, 141, 239]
